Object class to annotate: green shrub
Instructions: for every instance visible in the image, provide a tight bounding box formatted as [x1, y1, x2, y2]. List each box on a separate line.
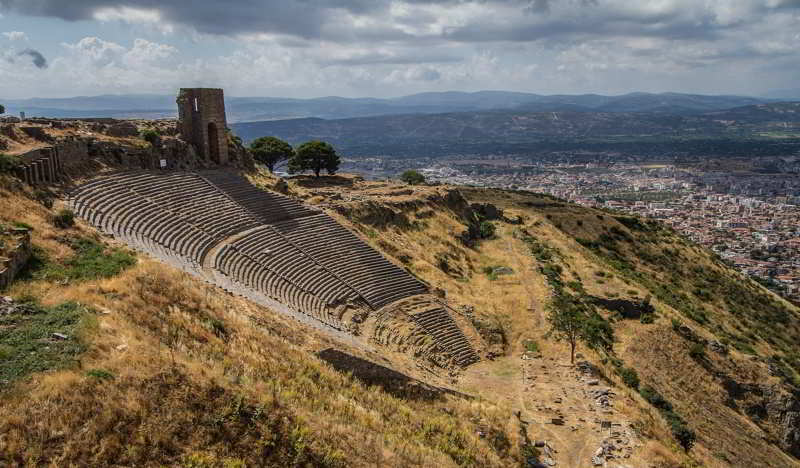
[86, 368, 115, 381]
[689, 343, 706, 360]
[566, 281, 584, 293]
[523, 340, 539, 353]
[665, 413, 696, 450]
[52, 209, 75, 228]
[0, 153, 21, 174]
[399, 170, 425, 185]
[639, 385, 672, 411]
[479, 221, 496, 239]
[141, 129, 160, 146]
[620, 367, 640, 389]
[33, 189, 54, 209]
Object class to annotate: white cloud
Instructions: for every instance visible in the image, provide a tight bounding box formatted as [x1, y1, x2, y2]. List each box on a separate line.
[2, 31, 27, 41]
[2, 0, 800, 97]
[93, 6, 174, 34]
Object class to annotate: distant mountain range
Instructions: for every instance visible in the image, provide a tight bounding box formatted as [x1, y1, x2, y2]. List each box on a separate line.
[0, 91, 782, 122]
[231, 102, 800, 158]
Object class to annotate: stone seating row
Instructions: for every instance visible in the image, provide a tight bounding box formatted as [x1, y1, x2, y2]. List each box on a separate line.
[70, 171, 263, 259]
[70, 172, 347, 329]
[274, 214, 428, 309]
[71, 171, 457, 348]
[411, 307, 480, 366]
[225, 226, 358, 304]
[214, 245, 341, 327]
[201, 171, 318, 224]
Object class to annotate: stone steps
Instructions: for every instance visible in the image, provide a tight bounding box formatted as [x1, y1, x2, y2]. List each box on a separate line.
[411, 307, 480, 366]
[69, 170, 478, 367]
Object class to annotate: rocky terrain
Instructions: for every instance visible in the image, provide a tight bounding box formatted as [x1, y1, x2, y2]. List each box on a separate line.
[1, 130, 800, 466]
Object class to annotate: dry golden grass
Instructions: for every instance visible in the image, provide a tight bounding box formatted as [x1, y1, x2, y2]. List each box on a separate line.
[0, 178, 522, 467]
[324, 183, 800, 467]
[6, 171, 800, 467]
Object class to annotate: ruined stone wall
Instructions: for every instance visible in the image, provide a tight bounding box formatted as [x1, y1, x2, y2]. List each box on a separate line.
[177, 88, 229, 165]
[16, 147, 61, 185]
[0, 229, 31, 291]
[15, 139, 90, 185]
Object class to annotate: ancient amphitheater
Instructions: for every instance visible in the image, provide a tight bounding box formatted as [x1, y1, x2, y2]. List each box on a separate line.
[69, 169, 480, 367]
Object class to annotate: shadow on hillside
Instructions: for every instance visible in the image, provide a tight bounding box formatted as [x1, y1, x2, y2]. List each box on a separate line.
[317, 348, 468, 402]
[588, 296, 654, 319]
[290, 174, 358, 188]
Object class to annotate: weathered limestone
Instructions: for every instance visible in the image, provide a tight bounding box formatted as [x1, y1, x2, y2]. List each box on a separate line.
[106, 121, 139, 138]
[177, 88, 229, 165]
[0, 229, 32, 291]
[68, 170, 480, 366]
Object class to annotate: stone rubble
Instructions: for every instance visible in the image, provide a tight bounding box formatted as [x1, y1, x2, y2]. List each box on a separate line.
[520, 356, 641, 467]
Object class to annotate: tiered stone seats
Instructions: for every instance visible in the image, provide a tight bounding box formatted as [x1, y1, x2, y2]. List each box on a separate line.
[70, 169, 478, 366]
[273, 214, 428, 309]
[214, 245, 342, 329]
[70, 171, 263, 261]
[223, 226, 358, 305]
[411, 307, 480, 367]
[201, 171, 318, 224]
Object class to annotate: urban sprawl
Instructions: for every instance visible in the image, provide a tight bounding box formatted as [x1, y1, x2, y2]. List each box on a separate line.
[353, 157, 800, 303]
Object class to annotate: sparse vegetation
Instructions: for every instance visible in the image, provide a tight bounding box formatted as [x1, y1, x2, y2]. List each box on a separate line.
[86, 368, 115, 381]
[288, 140, 340, 178]
[0, 153, 21, 173]
[400, 169, 426, 185]
[51, 208, 75, 228]
[0, 300, 95, 386]
[23, 238, 136, 283]
[250, 136, 294, 172]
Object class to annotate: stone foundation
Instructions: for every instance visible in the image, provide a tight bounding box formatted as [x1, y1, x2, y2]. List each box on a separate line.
[0, 229, 31, 291]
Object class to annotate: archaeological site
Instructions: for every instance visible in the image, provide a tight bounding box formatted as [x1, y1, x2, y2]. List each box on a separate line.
[3, 88, 480, 369]
[4, 88, 800, 468]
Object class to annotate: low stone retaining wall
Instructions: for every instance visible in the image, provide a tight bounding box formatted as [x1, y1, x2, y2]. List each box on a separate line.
[0, 229, 31, 291]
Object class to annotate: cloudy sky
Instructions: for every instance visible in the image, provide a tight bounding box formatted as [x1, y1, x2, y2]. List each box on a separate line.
[1, 0, 799, 98]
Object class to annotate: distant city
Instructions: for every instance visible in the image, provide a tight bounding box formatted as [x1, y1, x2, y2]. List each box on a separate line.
[344, 155, 800, 303]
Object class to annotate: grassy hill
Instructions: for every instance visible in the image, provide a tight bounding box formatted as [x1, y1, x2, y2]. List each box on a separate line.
[2, 169, 800, 467]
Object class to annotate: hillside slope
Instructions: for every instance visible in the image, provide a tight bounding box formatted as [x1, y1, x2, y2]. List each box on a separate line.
[2, 169, 800, 467]
[0, 176, 518, 467]
[274, 173, 800, 467]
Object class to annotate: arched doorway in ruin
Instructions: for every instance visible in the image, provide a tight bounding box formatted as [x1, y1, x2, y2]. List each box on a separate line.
[207, 122, 221, 164]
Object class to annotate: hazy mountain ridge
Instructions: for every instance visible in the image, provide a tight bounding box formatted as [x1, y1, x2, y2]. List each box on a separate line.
[231, 102, 800, 157]
[0, 91, 782, 122]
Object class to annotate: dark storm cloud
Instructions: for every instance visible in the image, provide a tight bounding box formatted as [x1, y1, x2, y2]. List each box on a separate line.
[1, 0, 799, 45]
[0, 0, 571, 40]
[18, 48, 48, 68]
[0, 0, 363, 38]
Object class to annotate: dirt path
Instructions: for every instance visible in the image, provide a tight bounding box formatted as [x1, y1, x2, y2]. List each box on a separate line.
[458, 229, 642, 467]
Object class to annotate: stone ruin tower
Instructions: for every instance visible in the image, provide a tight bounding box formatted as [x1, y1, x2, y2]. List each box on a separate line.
[177, 88, 229, 165]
